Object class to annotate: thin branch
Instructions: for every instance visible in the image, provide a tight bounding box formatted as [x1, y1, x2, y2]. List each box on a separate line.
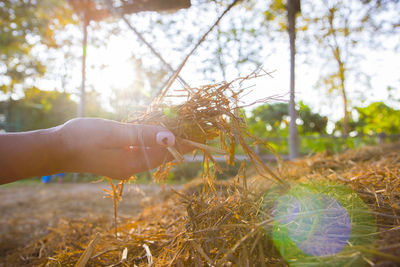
[156, 0, 242, 102]
[103, 0, 189, 90]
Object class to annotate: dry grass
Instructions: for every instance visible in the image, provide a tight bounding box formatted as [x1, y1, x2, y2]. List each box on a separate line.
[3, 75, 400, 266]
[129, 71, 285, 185]
[102, 72, 286, 244]
[3, 143, 399, 266]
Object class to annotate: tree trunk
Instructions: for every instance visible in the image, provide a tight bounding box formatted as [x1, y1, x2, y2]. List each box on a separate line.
[328, 8, 349, 138]
[288, 0, 300, 160]
[78, 18, 88, 117]
[338, 61, 349, 137]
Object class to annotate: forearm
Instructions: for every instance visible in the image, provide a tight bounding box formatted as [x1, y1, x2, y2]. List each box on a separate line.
[0, 118, 184, 184]
[0, 127, 64, 184]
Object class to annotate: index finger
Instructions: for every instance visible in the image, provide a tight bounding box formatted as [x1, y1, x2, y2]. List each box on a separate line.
[111, 122, 176, 148]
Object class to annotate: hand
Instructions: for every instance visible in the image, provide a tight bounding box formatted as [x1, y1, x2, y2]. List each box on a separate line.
[57, 118, 189, 179]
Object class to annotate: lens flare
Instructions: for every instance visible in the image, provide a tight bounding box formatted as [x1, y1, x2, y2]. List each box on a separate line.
[274, 193, 351, 256]
[262, 181, 376, 266]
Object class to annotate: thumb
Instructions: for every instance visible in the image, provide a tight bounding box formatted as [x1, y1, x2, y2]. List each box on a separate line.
[111, 122, 175, 147]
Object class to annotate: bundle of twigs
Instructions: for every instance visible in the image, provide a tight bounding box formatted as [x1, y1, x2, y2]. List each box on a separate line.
[102, 71, 286, 245]
[130, 71, 285, 185]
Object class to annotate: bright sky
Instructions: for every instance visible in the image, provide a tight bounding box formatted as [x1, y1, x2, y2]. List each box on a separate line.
[35, 1, 400, 122]
[82, 33, 400, 121]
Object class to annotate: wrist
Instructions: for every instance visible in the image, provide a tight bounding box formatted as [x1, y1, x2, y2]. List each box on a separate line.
[46, 125, 70, 174]
[52, 119, 86, 173]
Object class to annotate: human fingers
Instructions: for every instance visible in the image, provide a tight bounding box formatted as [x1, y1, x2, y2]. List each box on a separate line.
[106, 121, 175, 148]
[106, 144, 194, 178]
[125, 144, 193, 173]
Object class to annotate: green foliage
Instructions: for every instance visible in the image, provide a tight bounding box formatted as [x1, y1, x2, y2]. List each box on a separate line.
[2, 87, 76, 131]
[248, 102, 288, 138]
[246, 102, 329, 154]
[247, 102, 328, 139]
[262, 0, 287, 30]
[334, 102, 400, 136]
[298, 102, 328, 134]
[299, 135, 377, 154]
[1, 87, 112, 132]
[355, 102, 400, 135]
[0, 0, 75, 93]
[246, 101, 400, 155]
[333, 117, 358, 136]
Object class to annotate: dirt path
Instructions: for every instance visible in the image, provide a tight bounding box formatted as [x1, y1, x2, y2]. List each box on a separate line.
[0, 183, 178, 258]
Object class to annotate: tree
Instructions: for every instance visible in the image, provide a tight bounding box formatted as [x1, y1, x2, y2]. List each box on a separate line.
[0, 87, 113, 132]
[245, 0, 302, 158]
[248, 102, 327, 138]
[287, 0, 301, 159]
[248, 103, 289, 138]
[1, 87, 76, 131]
[359, 0, 400, 39]
[304, 0, 400, 137]
[69, 0, 112, 117]
[312, 3, 352, 137]
[298, 102, 328, 134]
[247, 102, 328, 154]
[207, 1, 266, 79]
[0, 0, 74, 94]
[256, 0, 302, 158]
[355, 102, 400, 135]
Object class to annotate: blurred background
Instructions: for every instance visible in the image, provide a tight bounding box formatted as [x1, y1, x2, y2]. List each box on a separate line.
[1, 0, 399, 184]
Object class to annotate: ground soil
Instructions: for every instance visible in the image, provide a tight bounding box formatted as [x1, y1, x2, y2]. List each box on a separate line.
[0, 182, 176, 260]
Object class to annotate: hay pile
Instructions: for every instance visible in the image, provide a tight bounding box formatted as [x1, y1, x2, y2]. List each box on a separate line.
[98, 72, 286, 250]
[3, 74, 400, 266]
[4, 143, 400, 266]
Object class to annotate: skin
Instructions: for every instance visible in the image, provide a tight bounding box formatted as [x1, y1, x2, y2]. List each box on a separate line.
[0, 118, 189, 185]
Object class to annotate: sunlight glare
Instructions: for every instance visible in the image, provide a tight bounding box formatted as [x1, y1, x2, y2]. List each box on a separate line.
[89, 36, 137, 94]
